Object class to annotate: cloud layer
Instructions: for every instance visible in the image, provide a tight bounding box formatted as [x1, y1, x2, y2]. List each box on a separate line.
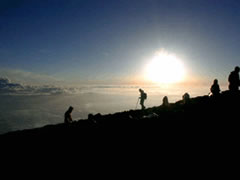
[0, 77, 211, 134]
[0, 68, 63, 85]
[0, 76, 141, 96]
[0, 77, 70, 95]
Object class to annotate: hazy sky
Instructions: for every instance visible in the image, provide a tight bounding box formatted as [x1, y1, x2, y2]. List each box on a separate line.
[1, 0, 240, 85]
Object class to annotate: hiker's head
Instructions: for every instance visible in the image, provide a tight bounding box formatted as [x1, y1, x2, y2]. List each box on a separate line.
[68, 106, 74, 113]
[139, 88, 143, 93]
[183, 93, 190, 98]
[235, 66, 240, 73]
[214, 79, 218, 84]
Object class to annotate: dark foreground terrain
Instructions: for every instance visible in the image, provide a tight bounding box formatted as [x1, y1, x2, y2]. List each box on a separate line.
[1, 90, 239, 140]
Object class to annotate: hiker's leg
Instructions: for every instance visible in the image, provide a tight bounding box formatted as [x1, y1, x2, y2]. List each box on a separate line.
[140, 100, 143, 109]
[141, 100, 145, 110]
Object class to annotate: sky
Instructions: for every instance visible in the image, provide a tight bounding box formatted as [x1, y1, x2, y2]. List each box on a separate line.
[0, 0, 240, 86]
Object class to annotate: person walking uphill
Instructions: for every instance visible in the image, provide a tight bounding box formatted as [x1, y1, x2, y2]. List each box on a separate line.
[64, 106, 74, 124]
[139, 89, 147, 110]
[228, 66, 240, 92]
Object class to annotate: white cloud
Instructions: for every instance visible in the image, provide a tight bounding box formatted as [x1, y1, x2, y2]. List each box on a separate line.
[0, 77, 24, 94]
[0, 76, 69, 95]
[0, 74, 141, 96]
[0, 68, 64, 85]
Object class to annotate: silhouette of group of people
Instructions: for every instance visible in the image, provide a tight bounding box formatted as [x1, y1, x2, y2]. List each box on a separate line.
[64, 66, 240, 123]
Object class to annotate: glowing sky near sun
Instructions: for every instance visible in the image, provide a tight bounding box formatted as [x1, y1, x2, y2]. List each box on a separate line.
[145, 50, 186, 84]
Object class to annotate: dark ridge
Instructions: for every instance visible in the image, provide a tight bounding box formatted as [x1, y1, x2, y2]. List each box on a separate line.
[1, 90, 240, 139]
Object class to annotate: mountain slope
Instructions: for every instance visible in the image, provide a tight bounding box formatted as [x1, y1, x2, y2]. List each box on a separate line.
[1, 90, 239, 139]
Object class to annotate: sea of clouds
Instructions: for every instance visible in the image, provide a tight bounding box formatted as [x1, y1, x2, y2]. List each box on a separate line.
[0, 76, 210, 134]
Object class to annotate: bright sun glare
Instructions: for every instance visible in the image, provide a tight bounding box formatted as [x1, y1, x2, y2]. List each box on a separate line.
[145, 51, 186, 84]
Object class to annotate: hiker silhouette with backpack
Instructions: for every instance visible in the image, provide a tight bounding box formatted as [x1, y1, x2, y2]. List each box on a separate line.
[139, 89, 147, 110]
[210, 79, 221, 96]
[228, 66, 240, 92]
[64, 106, 74, 124]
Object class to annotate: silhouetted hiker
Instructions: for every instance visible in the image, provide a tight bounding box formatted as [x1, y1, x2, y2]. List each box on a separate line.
[139, 89, 147, 110]
[182, 93, 190, 104]
[228, 66, 240, 92]
[64, 106, 74, 124]
[162, 96, 169, 106]
[210, 79, 221, 96]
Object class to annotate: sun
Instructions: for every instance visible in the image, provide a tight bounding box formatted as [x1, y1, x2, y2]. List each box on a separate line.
[145, 51, 186, 84]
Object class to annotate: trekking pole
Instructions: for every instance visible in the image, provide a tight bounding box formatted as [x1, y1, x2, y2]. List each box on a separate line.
[135, 98, 139, 109]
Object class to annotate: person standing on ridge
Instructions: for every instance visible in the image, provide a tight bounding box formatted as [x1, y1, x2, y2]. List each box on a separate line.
[182, 93, 190, 104]
[139, 89, 147, 110]
[228, 66, 240, 92]
[210, 79, 221, 96]
[162, 96, 169, 107]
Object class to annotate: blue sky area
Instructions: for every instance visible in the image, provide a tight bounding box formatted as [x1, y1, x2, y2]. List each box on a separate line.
[0, 0, 240, 84]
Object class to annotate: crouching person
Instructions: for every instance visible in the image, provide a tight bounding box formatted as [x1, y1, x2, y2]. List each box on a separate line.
[64, 106, 74, 124]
